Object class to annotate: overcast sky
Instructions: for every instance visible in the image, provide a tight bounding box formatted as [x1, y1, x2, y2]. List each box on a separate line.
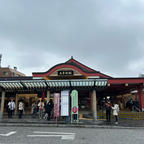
[0, 0, 144, 77]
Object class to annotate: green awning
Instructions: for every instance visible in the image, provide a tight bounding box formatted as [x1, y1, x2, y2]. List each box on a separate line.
[0, 79, 107, 91]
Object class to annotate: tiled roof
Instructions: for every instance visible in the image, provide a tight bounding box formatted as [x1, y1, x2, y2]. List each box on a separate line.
[32, 57, 111, 78]
[66, 58, 98, 73]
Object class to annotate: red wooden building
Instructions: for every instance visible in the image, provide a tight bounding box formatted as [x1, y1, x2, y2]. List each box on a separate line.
[0, 57, 144, 120]
[32, 57, 144, 112]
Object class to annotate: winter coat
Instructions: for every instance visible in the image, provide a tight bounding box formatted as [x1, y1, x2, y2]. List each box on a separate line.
[18, 102, 24, 110]
[38, 102, 44, 110]
[112, 104, 119, 116]
[104, 102, 112, 111]
[8, 102, 15, 110]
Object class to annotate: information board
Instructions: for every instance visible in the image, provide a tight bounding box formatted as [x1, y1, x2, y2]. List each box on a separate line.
[61, 90, 69, 116]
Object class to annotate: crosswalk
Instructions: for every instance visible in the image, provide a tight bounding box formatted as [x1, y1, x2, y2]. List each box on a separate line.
[0, 131, 76, 140]
[27, 131, 76, 140]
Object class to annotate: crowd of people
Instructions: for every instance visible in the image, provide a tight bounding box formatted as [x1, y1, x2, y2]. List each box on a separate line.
[7, 97, 140, 125]
[7, 98, 54, 120]
[126, 99, 140, 112]
[31, 99, 54, 120]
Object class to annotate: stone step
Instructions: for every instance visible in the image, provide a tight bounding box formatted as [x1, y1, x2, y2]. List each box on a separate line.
[81, 112, 144, 120]
[98, 112, 144, 120]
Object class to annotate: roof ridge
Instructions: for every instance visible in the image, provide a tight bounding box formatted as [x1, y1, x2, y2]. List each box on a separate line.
[66, 57, 97, 72]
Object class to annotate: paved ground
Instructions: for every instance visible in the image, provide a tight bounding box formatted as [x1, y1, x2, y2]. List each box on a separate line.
[1, 117, 144, 144]
[98, 119, 144, 127]
[1, 117, 144, 129]
[0, 126, 144, 144]
[2, 112, 144, 128]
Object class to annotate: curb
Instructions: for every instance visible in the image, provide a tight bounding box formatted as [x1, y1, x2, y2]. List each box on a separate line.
[0, 123, 144, 129]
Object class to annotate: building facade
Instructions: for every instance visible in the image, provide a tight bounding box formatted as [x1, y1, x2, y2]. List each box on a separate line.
[0, 57, 144, 120]
[0, 67, 25, 77]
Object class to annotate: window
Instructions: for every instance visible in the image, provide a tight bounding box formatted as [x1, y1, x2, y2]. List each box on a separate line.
[12, 72, 15, 76]
[3, 71, 9, 76]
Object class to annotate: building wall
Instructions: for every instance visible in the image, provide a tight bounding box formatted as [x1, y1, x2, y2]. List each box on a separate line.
[0, 67, 25, 77]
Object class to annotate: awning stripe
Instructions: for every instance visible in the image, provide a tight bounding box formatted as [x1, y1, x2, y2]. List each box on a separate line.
[0, 79, 107, 90]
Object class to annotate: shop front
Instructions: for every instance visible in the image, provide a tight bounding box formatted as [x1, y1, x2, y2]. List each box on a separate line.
[0, 78, 107, 121]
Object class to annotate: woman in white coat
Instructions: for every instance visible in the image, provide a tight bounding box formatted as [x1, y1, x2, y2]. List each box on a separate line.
[18, 101, 24, 118]
[112, 103, 119, 124]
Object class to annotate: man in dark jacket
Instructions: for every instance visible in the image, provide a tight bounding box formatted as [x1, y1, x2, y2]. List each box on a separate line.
[104, 101, 112, 122]
[45, 99, 54, 120]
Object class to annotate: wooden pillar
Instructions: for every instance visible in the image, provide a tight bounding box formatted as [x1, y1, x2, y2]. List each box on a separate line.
[92, 90, 97, 121]
[89, 92, 93, 111]
[15, 94, 18, 115]
[0, 91, 5, 119]
[47, 90, 50, 103]
[138, 87, 144, 112]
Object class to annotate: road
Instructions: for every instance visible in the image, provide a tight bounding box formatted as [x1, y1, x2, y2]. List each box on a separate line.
[0, 126, 144, 144]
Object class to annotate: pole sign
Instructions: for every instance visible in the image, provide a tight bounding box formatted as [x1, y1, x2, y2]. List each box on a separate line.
[54, 93, 60, 118]
[71, 90, 78, 115]
[61, 90, 69, 116]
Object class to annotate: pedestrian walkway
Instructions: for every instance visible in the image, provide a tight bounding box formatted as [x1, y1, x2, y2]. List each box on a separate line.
[1, 116, 144, 129]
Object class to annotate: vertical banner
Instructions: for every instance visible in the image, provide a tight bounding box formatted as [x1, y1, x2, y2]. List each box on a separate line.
[41, 91, 45, 101]
[54, 93, 60, 118]
[71, 90, 78, 114]
[71, 90, 78, 122]
[61, 90, 69, 116]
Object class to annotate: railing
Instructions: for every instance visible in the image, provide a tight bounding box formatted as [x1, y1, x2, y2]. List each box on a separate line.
[97, 112, 144, 120]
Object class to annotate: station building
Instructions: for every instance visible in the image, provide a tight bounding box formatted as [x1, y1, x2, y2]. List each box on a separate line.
[0, 57, 144, 120]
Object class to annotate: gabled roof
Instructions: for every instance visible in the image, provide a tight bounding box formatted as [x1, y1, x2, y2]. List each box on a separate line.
[32, 57, 111, 78]
[65, 57, 98, 73]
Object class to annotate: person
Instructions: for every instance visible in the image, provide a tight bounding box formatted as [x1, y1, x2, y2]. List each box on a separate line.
[7, 100, 11, 118]
[48, 99, 54, 120]
[8, 99, 15, 118]
[18, 101, 24, 118]
[119, 99, 123, 110]
[38, 100, 44, 119]
[112, 102, 120, 124]
[129, 99, 133, 111]
[104, 100, 112, 122]
[44, 101, 51, 120]
[31, 102, 38, 118]
[126, 99, 133, 111]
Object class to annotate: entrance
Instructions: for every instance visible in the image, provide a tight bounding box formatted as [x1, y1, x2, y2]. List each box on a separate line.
[17, 94, 38, 114]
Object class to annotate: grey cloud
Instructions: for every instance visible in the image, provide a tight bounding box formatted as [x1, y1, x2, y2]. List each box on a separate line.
[0, 0, 144, 76]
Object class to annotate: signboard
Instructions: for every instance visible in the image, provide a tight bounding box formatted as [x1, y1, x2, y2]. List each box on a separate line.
[54, 93, 60, 118]
[72, 106, 78, 113]
[58, 70, 73, 76]
[61, 90, 69, 116]
[71, 90, 78, 114]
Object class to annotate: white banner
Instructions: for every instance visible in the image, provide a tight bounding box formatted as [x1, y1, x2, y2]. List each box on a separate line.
[61, 90, 69, 116]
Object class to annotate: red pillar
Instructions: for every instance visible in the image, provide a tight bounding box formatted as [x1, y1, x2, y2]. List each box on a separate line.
[42, 91, 45, 101]
[138, 87, 144, 111]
